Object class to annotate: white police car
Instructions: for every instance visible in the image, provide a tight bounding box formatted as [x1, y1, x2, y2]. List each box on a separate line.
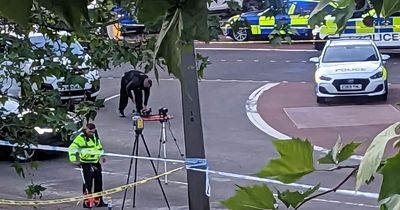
[309, 39, 390, 104]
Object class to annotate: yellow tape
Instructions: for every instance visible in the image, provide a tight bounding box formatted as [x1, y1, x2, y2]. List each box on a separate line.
[0, 167, 184, 206]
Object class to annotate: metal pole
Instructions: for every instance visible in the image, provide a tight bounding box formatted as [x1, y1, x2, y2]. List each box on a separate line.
[180, 43, 210, 210]
[162, 121, 168, 184]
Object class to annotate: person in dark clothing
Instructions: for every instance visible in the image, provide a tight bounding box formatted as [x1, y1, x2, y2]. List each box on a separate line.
[119, 70, 152, 117]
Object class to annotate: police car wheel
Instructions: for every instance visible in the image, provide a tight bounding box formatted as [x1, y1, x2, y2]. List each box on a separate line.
[12, 147, 36, 161]
[316, 96, 326, 104]
[233, 29, 248, 42]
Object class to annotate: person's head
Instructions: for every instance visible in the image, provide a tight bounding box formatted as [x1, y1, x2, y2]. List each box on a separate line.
[143, 78, 152, 89]
[84, 123, 96, 137]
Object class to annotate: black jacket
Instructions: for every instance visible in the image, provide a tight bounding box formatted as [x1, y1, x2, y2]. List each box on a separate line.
[122, 70, 150, 106]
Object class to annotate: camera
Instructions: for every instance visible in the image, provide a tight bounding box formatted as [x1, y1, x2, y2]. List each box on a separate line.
[158, 107, 168, 117]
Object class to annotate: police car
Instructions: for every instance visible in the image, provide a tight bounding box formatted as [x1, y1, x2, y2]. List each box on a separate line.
[222, 0, 318, 41]
[0, 97, 82, 160]
[309, 39, 390, 103]
[1, 32, 101, 103]
[313, 4, 400, 50]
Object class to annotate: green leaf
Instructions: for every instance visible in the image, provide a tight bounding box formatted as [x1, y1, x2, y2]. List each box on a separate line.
[181, 0, 210, 42]
[0, 0, 32, 27]
[381, 0, 400, 17]
[37, 0, 89, 31]
[154, 8, 183, 80]
[370, 0, 383, 17]
[137, 0, 171, 31]
[379, 153, 400, 200]
[380, 194, 400, 210]
[11, 161, 25, 178]
[277, 184, 320, 208]
[318, 136, 361, 164]
[257, 138, 315, 183]
[221, 184, 276, 210]
[332, 0, 356, 33]
[356, 122, 400, 190]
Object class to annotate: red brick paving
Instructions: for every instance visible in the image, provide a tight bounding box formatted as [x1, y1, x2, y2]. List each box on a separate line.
[257, 82, 400, 156]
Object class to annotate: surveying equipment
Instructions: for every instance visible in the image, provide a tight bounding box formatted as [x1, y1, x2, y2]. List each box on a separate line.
[156, 107, 184, 184]
[121, 112, 170, 210]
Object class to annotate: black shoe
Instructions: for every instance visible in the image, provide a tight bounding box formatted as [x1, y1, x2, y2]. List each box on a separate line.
[97, 202, 108, 207]
[119, 110, 125, 118]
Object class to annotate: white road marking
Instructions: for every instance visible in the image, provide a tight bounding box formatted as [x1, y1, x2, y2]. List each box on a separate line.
[245, 83, 364, 161]
[285, 60, 291, 63]
[254, 59, 259, 62]
[105, 94, 120, 102]
[270, 60, 276, 63]
[196, 47, 317, 52]
[220, 59, 227, 62]
[301, 60, 307, 63]
[236, 59, 243, 62]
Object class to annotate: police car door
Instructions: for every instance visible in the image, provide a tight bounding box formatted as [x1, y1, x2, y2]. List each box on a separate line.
[376, 12, 400, 48]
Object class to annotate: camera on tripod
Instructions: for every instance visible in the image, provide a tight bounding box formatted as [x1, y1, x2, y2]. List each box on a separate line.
[158, 107, 168, 117]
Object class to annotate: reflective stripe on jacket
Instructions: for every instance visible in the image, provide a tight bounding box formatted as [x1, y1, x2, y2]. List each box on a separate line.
[68, 133, 103, 163]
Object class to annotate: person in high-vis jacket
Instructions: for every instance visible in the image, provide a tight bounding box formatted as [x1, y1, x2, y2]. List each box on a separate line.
[118, 70, 152, 117]
[68, 123, 108, 208]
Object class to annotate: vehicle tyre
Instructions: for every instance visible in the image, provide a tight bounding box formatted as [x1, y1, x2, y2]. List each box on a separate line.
[380, 82, 388, 101]
[317, 96, 326, 104]
[232, 29, 249, 42]
[87, 96, 97, 102]
[12, 146, 36, 161]
[314, 34, 325, 51]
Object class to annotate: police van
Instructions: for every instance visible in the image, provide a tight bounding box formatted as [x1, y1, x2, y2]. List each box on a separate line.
[313, 6, 400, 50]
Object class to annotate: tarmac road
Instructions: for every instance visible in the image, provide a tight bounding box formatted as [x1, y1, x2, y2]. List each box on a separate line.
[1, 42, 396, 209]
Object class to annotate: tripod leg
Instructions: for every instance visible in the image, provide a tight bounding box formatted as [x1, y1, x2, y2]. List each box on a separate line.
[140, 134, 171, 210]
[168, 121, 184, 157]
[156, 128, 163, 173]
[132, 134, 140, 208]
[121, 134, 138, 210]
[162, 121, 168, 184]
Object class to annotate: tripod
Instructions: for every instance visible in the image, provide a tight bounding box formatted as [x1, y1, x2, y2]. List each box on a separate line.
[156, 115, 184, 184]
[121, 115, 170, 210]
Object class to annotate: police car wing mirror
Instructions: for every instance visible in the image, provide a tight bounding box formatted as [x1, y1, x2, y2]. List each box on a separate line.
[309, 57, 319, 63]
[381, 54, 390, 61]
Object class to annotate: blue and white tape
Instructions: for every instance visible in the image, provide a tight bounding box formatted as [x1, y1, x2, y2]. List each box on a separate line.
[0, 140, 379, 199]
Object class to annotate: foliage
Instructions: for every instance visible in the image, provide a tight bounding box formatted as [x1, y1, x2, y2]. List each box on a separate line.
[221, 185, 277, 210]
[318, 136, 361, 165]
[257, 138, 315, 183]
[356, 122, 400, 190]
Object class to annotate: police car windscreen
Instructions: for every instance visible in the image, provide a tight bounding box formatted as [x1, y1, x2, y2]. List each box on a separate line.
[322, 45, 379, 63]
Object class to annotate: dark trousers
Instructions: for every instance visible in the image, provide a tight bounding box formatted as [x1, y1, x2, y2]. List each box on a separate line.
[81, 163, 103, 202]
[119, 78, 144, 113]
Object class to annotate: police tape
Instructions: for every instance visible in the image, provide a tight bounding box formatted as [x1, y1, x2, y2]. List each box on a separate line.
[0, 166, 183, 205]
[0, 140, 380, 201]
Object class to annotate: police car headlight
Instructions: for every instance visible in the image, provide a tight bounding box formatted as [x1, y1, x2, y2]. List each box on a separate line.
[319, 75, 332, 81]
[370, 71, 383, 79]
[34, 127, 53, 135]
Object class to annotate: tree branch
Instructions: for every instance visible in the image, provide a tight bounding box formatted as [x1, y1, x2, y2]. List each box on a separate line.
[316, 165, 358, 172]
[295, 167, 358, 210]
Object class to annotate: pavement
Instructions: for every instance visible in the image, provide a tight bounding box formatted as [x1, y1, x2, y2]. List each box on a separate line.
[253, 82, 400, 156]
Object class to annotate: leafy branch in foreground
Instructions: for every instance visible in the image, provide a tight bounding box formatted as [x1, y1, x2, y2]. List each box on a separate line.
[222, 123, 400, 209]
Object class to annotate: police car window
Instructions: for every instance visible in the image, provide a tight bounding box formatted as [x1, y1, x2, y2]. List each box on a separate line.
[293, 2, 318, 15]
[323, 45, 379, 62]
